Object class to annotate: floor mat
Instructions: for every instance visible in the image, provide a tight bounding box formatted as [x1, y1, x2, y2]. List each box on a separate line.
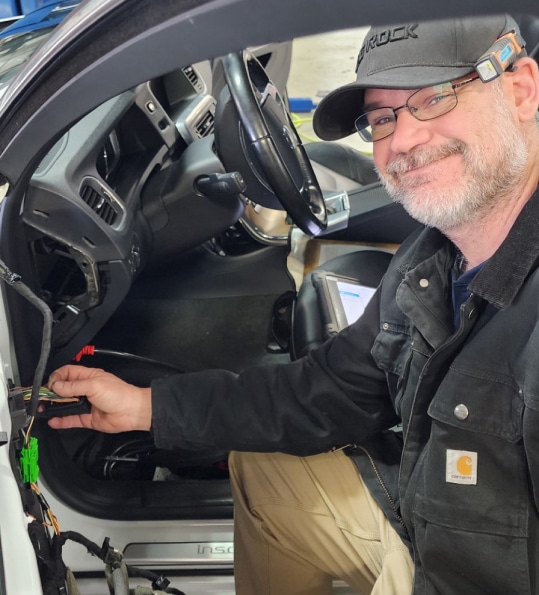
[92, 294, 290, 375]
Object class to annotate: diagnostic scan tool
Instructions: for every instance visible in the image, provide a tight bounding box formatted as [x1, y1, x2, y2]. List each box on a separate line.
[312, 271, 376, 340]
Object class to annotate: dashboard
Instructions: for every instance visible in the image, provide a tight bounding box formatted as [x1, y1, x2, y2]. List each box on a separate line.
[18, 59, 248, 370]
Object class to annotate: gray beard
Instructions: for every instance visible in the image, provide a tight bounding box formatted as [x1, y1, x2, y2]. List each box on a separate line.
[377, 106, 529, 231]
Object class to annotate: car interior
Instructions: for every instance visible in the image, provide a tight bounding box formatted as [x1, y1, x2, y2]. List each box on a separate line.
[4, 9, 538, 521]
[0, 2, 538, 585]
[7, 43, 416, 522]
[2, 48, 397, 522]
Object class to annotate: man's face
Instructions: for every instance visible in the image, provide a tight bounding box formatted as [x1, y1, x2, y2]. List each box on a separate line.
[367, 78, 529, 231]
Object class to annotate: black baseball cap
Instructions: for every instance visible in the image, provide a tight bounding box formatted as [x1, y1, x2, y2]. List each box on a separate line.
[313, 14, 525, 141]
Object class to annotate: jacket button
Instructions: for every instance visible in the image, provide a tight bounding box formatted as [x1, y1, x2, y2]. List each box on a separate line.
[419, 278, 429, 288]
[382, 322, 389, 330]
[454, 404, 469, 420]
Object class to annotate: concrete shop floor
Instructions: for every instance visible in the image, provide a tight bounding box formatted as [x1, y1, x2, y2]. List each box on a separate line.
[287, 27, 371, 154]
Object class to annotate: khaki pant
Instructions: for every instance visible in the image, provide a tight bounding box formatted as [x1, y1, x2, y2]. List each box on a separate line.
[229, 450, 413, 595]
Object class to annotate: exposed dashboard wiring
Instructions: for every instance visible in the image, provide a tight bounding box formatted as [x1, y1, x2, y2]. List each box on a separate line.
[49, 532, 187, 595]
[30, 481, 60, 535]
[18, 385, 80, 405]
[0, 256, 52, 421]
[74, 344, 186, 373]
[0, 259, 189, 593]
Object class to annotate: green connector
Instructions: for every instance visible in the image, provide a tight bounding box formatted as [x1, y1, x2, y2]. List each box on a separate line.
[20, 437, 39, 483]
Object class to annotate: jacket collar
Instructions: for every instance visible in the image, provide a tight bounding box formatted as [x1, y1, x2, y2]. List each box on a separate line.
[401, 186, 539, 311]
[470, 187, 539, 309]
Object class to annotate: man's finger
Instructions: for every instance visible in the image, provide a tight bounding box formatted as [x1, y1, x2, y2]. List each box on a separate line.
[48, 365, 105, 385]
[47, 413, 92, 430]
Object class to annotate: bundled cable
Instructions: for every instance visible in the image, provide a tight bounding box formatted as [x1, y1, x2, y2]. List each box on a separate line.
[0, 260, 188, 594]
[0, 257, 53, 420]
[50, 532, 186, 595]
[74, 345, 185, 374]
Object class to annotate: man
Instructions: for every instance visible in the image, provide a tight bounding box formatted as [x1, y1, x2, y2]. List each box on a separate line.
[48, 13, 539, 595]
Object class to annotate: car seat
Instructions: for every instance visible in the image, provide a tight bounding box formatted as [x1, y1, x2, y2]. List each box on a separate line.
[290, 249, 392, 359]
[305, 141, 379, 191]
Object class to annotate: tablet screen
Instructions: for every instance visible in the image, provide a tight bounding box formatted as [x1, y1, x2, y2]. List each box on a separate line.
[312, 271, 377, 338]
[334, 279, 376, 326]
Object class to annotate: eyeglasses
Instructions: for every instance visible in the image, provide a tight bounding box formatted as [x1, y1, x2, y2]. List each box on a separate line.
[355, 76, 480, 142]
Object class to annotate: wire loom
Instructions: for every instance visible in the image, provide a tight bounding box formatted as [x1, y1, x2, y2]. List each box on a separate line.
[48, 530, 187, 595]
[24, 452, 188, 594]
[0, 259, 188, 595]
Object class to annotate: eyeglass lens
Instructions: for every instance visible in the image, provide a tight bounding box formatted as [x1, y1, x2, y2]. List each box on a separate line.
[355, 82, 458, 142]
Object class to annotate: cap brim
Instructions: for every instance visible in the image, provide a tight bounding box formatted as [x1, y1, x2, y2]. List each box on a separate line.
[313, 65, 475, 141]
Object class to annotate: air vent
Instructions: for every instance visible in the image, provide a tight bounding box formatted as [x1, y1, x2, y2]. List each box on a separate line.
[182, 66, 204, 94]
[80, 184, 118, 226]
[194, 110, 215, 139]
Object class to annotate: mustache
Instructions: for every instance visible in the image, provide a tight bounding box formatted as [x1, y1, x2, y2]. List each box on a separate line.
[385, 140, 467, 177]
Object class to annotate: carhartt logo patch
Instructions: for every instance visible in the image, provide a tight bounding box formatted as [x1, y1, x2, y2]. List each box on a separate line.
[446, 449, 477, 485]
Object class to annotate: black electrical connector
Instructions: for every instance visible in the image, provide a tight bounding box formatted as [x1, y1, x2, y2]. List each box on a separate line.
[101, 537, 123, 569]
[152, 575, 171, 591]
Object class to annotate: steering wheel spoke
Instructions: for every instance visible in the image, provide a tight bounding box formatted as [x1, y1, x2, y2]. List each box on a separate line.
[216, 51, 327, 236]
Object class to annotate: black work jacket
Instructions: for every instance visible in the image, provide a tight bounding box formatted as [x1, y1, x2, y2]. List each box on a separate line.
[152, 188, 539, 594]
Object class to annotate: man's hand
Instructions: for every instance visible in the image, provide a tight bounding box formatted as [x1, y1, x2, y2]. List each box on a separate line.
[47, 365, 152, 433]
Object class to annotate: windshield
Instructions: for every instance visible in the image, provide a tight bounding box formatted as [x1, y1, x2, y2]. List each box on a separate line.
[0, 27, 55, 89]
[0, 0, 78, 91]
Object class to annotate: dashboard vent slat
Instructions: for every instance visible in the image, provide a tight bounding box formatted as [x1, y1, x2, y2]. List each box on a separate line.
[182, 66, 204, 93]
[195, 110, 215, 139]
[80, 184, 118, 226]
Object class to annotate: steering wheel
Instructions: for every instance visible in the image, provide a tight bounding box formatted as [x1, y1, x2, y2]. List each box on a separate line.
[217, 51, 327, 236]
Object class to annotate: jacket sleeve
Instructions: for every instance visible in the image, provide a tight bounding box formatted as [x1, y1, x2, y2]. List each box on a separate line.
[150, 287, 399, 455]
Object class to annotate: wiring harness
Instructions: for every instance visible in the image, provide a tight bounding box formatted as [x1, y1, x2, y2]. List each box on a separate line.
[50, 532, 186, 595]
[1, 257, 189, 594]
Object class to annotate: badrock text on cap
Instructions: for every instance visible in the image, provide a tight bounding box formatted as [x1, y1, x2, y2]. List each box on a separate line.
[356, 24, 418, 71]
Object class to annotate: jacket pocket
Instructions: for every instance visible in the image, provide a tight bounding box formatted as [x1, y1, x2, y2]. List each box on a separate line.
[411, 370, 531, 594]
[413, 516, 531, 595]
[415, 368, 527, 536]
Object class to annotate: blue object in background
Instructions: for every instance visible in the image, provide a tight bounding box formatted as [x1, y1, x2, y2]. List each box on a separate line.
[0, 0, 22, 19]
[0, 0, 78, 37]
[0, 0, 47, 20]
[0, 0, 79, 90]
[289, 97, 318, 112]
[20, 0, 45, 15]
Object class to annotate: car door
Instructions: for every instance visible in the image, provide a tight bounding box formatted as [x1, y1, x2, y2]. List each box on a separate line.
[0, 0, 537, 593]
